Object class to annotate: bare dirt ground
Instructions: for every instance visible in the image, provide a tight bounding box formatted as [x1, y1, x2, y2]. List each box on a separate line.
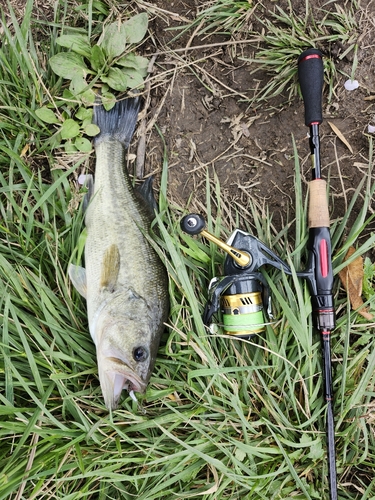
[7, 0, 375, 237]
[140, 0, 375, 236]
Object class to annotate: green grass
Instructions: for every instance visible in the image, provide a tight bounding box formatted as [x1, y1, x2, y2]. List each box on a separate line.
[245, 1, 359, 104]
[1, 1, 375, 499]
[173, 0, 359, 104]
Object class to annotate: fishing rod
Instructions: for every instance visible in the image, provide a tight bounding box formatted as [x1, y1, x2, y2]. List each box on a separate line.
[179, 48, 337, 499]
[298, 48, 337, 500]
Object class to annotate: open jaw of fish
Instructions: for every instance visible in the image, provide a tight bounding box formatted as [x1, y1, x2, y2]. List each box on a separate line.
[69, 97, 169, 410]
[97, 351, 146, 408]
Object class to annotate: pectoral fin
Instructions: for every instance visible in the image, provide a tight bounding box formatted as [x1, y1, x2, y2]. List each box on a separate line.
[100, 244, 120, 292]
[68, 264, 87, 298]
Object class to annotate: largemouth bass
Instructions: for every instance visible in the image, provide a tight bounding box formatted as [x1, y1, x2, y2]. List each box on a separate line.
[69, 97, 169, 410]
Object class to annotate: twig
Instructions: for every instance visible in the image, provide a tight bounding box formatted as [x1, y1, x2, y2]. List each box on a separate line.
[190, 60, 251, 101]
[136, 55, 157, 178]
[150, 38, 261, 56]
[136, 0, 191, 23]
[15, 420, 42, 500]
[333, 139, 348, 213]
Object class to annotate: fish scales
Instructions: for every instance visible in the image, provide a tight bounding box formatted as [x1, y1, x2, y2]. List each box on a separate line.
[85, 140, 164, 314]
[69, 98, 169, 410]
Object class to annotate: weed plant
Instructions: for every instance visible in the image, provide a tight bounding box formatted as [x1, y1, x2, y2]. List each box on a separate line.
[178, 0, 359, 104]
[0, 1, 375, 499]
[185, 0, 254, 37]
[247, 1, 359, 104]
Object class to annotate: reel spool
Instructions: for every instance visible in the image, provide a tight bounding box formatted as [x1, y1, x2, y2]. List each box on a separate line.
[180, 213, 291, 339]
[220, 278, 265, 336]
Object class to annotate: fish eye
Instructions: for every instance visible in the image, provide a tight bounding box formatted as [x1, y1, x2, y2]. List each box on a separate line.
[133, 346, 148, 362]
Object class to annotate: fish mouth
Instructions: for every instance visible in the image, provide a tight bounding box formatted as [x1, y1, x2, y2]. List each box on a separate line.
[112, 372, 142, 402]
[112, 366, 144, 393]
[100, 357, 146, 410]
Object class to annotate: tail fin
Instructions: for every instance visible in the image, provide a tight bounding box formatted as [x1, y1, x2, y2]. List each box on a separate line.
[94, 97, 141, 148]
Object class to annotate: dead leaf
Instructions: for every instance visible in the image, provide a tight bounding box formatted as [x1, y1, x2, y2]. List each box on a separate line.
[338, 247, 374, 320]
[328, 121, 353, 154]
[20, 143, 30, 157]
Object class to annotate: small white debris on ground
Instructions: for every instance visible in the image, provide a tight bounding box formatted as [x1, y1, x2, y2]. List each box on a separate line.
[344, 79, 359, 91]
[78, 174, 88, 185]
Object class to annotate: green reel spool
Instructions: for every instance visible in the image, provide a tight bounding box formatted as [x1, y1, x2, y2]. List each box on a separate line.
[220, 290, 266, 337]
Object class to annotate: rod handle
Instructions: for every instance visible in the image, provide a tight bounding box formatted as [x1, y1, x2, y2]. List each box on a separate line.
[298, 48, 324, 126]
[308, 179, 330, 228]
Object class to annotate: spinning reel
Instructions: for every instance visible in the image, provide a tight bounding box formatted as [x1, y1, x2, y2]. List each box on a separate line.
[181, 212, 334, 339]
[180, 213, 292, 339]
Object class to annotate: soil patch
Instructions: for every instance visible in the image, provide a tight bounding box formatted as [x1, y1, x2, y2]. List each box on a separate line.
[141, 0, 375, 238]
[9, 0, 375, 238]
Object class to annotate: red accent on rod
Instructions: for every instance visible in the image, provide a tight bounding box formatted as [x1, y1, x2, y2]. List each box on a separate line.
[320, 239, 329, 278]
[299, 54, 322, 64]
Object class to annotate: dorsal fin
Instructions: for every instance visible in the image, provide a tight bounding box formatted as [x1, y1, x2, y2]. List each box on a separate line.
[100, 244, 120, 292]
[136, 176, 158, 214]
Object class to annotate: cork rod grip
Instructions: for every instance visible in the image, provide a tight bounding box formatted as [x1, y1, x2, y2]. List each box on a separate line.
[308, 179, 330, 228]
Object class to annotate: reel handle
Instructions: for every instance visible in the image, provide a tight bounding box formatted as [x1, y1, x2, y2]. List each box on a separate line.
[180, 213, 206, 235]
[180, 214, 251, 268]
[298, 48, 324, 126]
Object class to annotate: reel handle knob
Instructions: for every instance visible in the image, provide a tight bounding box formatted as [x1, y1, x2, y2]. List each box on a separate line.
[180, 213, 251, 268]
[180, 213, 206, 235]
